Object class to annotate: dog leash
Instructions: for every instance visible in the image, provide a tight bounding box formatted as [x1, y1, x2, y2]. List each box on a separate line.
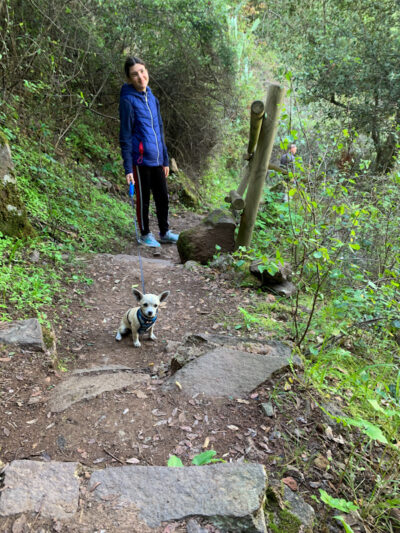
[129, 182, 146, 294]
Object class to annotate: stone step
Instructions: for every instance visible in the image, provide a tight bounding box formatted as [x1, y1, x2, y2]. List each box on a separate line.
[164, 346, 301, 398]
[90, 462, 267, 532]
[48, 365, 150, 413]
[0, 460, 79, 520]
[0, 460, 267, 532]
[0, 460, 314, 532]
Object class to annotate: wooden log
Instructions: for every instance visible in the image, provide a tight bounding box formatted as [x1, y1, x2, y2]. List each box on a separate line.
[247, 100, 265, 156]
[236, 84, 286, 249]
[268, 163, 288, 175]
[224, 190, 245, 210]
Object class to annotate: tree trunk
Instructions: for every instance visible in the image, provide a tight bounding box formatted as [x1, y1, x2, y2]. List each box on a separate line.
[374, 131, 398, 173]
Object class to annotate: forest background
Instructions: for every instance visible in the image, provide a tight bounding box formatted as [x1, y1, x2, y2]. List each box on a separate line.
[0, 0, 399, 532]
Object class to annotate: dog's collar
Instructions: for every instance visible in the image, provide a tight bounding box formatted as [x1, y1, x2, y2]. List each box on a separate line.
[137, 308, 157, 333]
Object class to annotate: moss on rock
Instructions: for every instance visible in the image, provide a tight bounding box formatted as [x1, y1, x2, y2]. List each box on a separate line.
[0, 137, 35, 238]
[265, 485, 315, 533]
[170, 170, 201, 208]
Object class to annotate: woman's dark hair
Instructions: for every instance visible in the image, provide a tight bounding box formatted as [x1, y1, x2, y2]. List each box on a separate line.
[124, 56, 145, 78]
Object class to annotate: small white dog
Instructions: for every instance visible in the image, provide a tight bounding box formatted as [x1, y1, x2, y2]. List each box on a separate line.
[115, 288, 170, 347]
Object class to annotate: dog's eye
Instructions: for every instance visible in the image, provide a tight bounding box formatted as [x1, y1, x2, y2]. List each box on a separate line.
[143, 303, 148, 307]
[154, 304, 158, 308]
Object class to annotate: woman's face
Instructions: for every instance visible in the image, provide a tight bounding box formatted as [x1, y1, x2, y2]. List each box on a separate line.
[128, 63, 149, 92]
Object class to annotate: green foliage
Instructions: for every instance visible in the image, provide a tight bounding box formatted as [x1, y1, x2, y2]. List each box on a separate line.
[167, 455, 184, 467]
[251, 0, 400, 171]
[168, 450, 224, 467]
[5, 126, 132, 251]
[334, 515, 355, 533]
[0, 234, 91, 323]
[0, 0, 244, 176]
[319, 489, 359, 513]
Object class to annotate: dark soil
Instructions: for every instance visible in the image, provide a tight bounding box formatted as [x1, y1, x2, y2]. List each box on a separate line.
[0, 209, 358, 532]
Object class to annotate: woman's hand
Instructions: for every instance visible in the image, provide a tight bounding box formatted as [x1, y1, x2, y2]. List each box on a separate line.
[126, 173, 135, 184]
[163, 166, 169, 178]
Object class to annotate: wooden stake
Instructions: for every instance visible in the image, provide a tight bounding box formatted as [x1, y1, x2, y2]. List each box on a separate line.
[235, 83, 286, 248]
[247, 100, 265, 156]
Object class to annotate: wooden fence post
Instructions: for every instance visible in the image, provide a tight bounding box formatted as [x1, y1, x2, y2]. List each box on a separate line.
[235, 83, 286, 248]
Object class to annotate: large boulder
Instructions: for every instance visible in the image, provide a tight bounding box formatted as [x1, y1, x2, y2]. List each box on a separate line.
[177, 208, 236, 264]
[0, 134, 34, 237]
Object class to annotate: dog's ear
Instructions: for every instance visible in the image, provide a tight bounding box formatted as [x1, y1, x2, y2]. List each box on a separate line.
[159, 290, 170, 303]
[133, 288, 143, 301]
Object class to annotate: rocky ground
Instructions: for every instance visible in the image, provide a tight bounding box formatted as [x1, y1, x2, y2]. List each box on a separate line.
[0, 210, 363, 532]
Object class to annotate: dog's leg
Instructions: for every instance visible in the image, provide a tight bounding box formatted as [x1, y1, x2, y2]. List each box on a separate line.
[132, 331, 141, 347]
[149, 325, 157, 342]
[115, 324, 129, 342]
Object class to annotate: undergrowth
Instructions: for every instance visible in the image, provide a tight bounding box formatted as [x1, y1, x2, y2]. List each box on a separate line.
[205, 118, 400, 530]
[0, 99, 134, 323]
[0, 235, 92, 325]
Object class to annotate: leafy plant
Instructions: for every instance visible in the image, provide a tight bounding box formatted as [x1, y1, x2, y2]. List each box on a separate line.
[319, 489, 359, 513]
[167, 450, 224, 467]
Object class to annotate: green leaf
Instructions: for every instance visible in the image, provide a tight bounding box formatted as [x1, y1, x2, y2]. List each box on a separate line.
[334, 515, 355, 533]
[368, 399, 399, 418]
[250, 18, 261, 32]
[191, 450, 217, 465]
[167, 455, 183, 467]
[319, 490, 358, 512]
[344, 417, 388, 444]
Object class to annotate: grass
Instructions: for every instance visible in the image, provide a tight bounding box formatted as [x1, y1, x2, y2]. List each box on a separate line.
[0, 235, 93, 324]
[0, 104, 136, 324]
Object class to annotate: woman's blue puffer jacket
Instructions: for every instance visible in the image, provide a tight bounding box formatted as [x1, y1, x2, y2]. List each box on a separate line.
[119, 84, 169, 174]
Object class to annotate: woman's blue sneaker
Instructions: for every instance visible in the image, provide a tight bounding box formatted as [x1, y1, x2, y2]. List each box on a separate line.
[138, 233, 161, 247]
[159, 230, 179, 243]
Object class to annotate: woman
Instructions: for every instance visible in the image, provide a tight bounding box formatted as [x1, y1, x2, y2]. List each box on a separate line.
[119, 57, 178, 247]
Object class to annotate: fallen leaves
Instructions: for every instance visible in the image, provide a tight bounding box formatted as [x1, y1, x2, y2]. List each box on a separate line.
[314, 454, 330, 471]
[325, 425, 345, 444]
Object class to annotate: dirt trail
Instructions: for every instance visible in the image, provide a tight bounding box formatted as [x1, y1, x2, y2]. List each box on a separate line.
[0, 210, 340, 532]
[1, 211, 276, 465]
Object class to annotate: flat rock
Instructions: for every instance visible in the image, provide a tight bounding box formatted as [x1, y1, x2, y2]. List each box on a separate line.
[164, 347, 300, 398]
[0, 318, 44, 351]
[90, 462, 267, 532]
[0, 460, 79, 520]
[49, 367, 150, 412]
